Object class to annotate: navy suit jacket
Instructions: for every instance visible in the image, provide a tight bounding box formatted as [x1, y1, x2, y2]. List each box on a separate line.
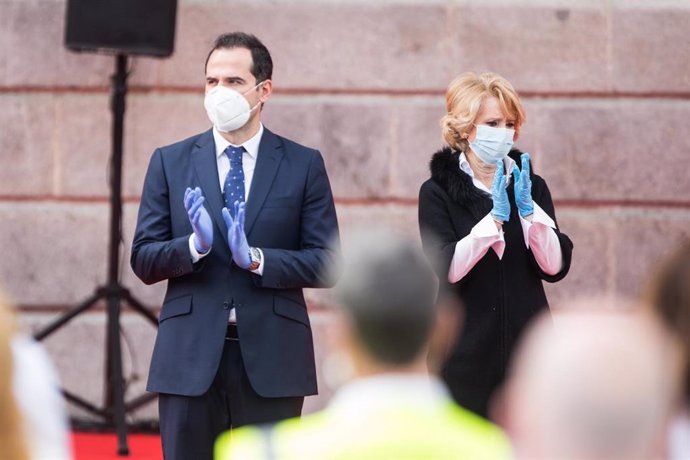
[131, 127, 340, 398]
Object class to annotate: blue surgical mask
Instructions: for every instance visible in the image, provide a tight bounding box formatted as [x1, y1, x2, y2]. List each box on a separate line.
[470, 125, 515, 165]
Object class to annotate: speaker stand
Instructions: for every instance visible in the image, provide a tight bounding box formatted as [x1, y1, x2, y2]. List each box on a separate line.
[33, 54, 158, 456]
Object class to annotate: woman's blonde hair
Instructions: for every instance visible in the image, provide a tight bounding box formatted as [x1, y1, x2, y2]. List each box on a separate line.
[441, 72, 526, 153]
[0, 296, 29, 460]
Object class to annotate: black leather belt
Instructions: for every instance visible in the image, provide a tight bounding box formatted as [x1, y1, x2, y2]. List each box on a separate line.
[225, 323, 239, 341]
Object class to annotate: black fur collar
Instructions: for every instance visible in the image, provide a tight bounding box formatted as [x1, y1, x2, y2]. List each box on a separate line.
[429, 147, 491, 220]
[428, 147, 524, 221]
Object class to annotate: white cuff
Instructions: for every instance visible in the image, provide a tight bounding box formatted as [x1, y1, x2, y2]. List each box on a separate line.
[188, 234, 211, 263]
[471, 213, 505, 260]
[472, 213, 501, 238]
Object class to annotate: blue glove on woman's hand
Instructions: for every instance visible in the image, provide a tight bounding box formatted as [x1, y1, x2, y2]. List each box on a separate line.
[512, 153, 534, 218]
[184, 187, 213, 253]
[222, 201, 251, 269]
[491, 160, 510, 223]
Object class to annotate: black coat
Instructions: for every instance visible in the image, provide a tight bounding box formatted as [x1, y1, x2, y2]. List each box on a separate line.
[418, 147, 573, 418]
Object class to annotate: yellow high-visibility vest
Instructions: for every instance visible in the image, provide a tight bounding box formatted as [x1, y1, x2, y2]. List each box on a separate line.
[215, 400, 512, 460]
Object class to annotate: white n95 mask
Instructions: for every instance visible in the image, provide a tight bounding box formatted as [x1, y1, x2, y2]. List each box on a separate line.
[204, 82, 263, 133]
[470, 125, 515, 165]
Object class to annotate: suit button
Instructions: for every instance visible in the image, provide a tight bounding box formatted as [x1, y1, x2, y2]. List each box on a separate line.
[223, 302, 230, 310]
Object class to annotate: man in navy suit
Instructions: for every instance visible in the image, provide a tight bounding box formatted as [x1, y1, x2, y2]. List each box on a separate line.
[130, 32, 340, 460]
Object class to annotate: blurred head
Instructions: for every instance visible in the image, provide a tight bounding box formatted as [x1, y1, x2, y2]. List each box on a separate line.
[0, 295, 29, 460]
[501, 299, 680, 460]
[441, 72, 525, 154]
[645, 239, 690, 402]
[333, 230, 443, 373]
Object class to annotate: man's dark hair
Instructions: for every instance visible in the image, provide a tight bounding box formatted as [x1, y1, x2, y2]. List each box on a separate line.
[204, 32, 273, 82]
[335, 232, 439, 365]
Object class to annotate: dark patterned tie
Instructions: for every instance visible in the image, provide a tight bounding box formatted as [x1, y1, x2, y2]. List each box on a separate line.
[223, 145, 245, 216]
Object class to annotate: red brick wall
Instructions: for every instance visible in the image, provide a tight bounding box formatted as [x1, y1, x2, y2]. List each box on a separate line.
[2, 1, 689, 417]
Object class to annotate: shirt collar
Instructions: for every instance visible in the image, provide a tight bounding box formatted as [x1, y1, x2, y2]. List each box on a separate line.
[212, 123, 264, 160]
[459, 151, 515, 183]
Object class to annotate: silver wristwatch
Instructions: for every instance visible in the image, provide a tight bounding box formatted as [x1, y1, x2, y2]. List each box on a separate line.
[247, 247, 262, 271]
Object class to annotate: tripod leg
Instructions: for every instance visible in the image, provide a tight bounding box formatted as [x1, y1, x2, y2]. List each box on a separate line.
[33, 291, 101, 341]
[106, 291, 129, 456]
[121, 289, 159, 326]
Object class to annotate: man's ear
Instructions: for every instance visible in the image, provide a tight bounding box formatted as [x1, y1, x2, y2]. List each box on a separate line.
[259, 79, 273, 103]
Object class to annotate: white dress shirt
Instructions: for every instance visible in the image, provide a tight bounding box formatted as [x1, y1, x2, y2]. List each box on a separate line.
[212, 124, 263, 201]
[448, 153, 564, 283]
[188, 124, 266, 322]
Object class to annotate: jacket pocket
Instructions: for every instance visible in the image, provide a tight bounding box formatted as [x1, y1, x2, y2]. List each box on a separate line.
[273, 295, 309, 326]
[159, 295, 192, 323]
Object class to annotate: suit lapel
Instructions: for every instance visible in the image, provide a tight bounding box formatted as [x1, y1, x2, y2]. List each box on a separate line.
[245, 128, 283, 236]
[191, 130, 229, 244]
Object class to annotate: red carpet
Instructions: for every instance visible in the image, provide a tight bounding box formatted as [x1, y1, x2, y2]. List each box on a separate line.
[72, 432, 162, 460]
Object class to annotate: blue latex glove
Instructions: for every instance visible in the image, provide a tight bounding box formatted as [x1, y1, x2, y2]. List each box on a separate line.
[222, 201, 251, 269]
[512, 153, 534, 218]
[184, 187, 213, 253]
[491, 160, 510, 223]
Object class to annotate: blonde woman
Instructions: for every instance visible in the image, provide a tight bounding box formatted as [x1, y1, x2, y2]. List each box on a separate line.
[418, 72, 573, 419]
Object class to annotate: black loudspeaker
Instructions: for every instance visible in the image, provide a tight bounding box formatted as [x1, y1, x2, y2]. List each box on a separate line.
[65, 0, 177, 57]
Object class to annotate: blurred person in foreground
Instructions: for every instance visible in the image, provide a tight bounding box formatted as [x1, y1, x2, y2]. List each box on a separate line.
[215, 231, 512, 459]
[0, 293, 71, 460]
[645, 239, 690, 459]
[499, 299, 680, 460]
[418, 72, 573, 419]
[0, 299, 29, 460]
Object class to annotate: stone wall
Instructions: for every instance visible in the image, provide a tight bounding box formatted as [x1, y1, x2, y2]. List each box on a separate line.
[1, 0, 689, 420]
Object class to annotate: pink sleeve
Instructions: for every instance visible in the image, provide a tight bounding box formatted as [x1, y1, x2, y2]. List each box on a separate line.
[448, 213, 505, 283]
[519, 203, 563, 275]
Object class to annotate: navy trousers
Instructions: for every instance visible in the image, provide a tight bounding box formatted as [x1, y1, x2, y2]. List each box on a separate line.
[158, 336, 304, 460]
